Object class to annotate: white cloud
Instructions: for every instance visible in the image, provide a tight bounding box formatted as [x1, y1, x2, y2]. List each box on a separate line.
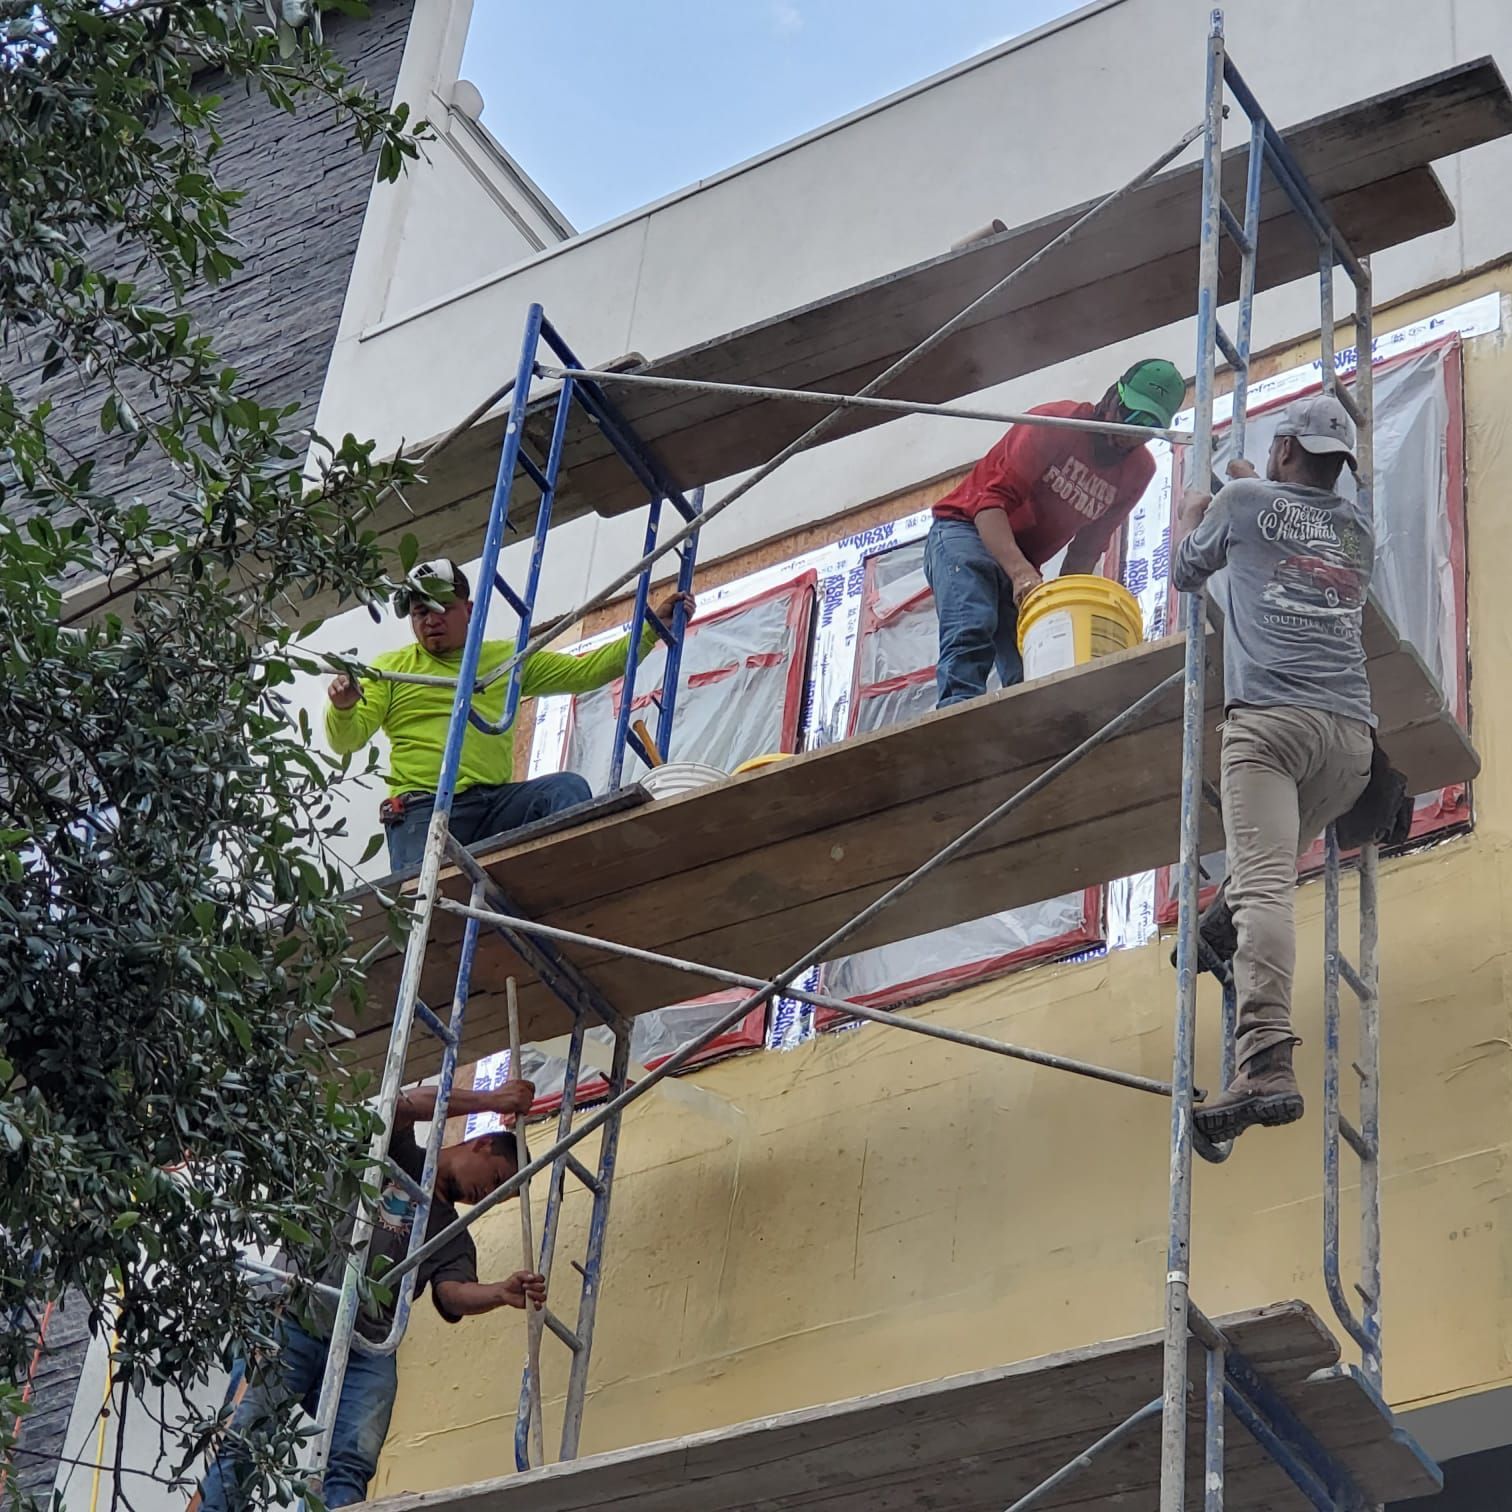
[772, 0, 803, 36]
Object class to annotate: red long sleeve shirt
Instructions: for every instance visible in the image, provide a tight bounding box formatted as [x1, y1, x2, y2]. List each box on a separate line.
[932, 401, 1156, 566]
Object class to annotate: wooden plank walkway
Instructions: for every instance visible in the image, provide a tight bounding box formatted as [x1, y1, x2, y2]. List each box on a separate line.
[398, 58, 1511, 553]
[362, 1302, 1440, 1512]
[336, 598, 1476, 1078]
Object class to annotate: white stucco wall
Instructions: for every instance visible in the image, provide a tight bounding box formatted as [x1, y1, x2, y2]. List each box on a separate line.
[334, 0, 573, 337]
[312, 0, 1512, 621]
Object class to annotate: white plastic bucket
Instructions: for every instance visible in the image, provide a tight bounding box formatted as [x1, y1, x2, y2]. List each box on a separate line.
[640, 761, 728, 800]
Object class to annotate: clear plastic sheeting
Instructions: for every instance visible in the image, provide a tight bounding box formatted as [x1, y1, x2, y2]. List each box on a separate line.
[471, 580, 814, 1121]
[564, 575, 815, 793]
[1206, 340, 1460, 712]
[849, 540, 1003, 729]
[822, 889, 1094, 1008]
[464, 995, 767, 1132]
[855, 546, 934, 688]
[821, 542, 1104, 1009]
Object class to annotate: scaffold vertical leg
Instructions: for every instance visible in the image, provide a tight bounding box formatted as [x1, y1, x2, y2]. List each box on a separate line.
[558, 1021, 632, 1460]
[514, 1001, 593, 1472]
[1205, 1337, 1225, 1512]
[1161, 12, 1226, 1510]
[1352, 269, 1384, 1392]
[1323, 828, 1384, 1388]
[1357, 840, 1382, 1385]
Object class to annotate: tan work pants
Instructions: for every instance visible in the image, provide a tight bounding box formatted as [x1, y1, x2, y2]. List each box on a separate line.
[1220, 706, 1373, 1067]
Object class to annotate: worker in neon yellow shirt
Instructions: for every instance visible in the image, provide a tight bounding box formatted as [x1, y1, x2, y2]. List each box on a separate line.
[326, 559, 695, 871]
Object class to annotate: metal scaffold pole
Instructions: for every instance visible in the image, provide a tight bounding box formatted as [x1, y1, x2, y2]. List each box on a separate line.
[1159, 12, 1227, 1508]
[1321, 252, 1384, 1395]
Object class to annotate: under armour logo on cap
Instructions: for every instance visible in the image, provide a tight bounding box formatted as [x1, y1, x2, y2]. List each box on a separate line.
[1274, 393, 1357, 464]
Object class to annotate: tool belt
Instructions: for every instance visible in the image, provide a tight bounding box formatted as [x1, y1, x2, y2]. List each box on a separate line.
[1335, 733, 1412, 850]
[378, 791, 434, 827]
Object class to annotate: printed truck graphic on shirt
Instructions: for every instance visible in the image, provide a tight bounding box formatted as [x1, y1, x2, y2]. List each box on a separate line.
[1266, 553, 1365, 613]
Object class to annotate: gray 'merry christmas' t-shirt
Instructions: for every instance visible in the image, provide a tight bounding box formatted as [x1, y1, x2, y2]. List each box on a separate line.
[1171, 476, 1375, 727]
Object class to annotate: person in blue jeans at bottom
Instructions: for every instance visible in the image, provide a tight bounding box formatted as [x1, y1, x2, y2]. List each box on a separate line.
[198, 1078, 543, 1511]
[325, 559, 696, 871]
[924, 360, 1183, 706]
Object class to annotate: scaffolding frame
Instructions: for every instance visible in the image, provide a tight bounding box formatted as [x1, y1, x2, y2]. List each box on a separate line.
[305, 308, 702, 1475]
[302, 11, 1395, 1506]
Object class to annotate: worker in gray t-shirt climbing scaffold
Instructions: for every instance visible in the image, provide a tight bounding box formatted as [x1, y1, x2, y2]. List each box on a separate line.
[1172, 393, 1375, 1144]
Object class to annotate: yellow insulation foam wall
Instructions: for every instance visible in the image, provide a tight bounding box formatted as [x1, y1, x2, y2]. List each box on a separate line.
[373, 269, 1512, 1496]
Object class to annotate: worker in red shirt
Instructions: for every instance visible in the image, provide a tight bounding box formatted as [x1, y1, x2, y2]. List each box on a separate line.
[924, 358, 1184, 706]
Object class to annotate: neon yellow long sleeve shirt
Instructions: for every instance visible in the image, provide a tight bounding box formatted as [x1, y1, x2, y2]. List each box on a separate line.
[324, 629, 651, 797]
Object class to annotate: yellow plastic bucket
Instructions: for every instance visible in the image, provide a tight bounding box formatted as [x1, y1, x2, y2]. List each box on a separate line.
[1016, 574, 1144, 682]
[733, 753, 791, 776]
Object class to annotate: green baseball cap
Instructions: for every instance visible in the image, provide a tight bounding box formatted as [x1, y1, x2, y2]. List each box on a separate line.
[1117, 359, 1184, 429]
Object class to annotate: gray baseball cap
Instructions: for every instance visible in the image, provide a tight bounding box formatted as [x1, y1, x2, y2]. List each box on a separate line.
[1275, 393, 1357, 467]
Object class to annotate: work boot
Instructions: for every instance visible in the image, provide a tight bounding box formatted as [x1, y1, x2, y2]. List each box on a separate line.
[1168, 886, 1237, 978]
[1194, 1042, 1304, 1143]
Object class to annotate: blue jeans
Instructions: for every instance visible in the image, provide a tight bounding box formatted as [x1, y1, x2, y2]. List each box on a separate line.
[385, 771, 593, 871]
[199, 1321, 397, 1512]
[924, 518, 1024, 707]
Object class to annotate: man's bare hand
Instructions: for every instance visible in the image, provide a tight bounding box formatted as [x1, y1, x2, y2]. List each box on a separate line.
[327, 673, 361, 710]
[1226, 457, 1259, 481]
[489, 1079, 536, 1117]
[1009, 565, 1043, 606]
[493, 1271, 547, 1311]
[432, 1273, 548, 1318]
[654, 590, 697, 625]
[1177, 488, 1212, 534]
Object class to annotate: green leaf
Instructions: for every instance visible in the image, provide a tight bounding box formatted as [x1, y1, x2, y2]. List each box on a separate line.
[358, 832, 385, 865]
[277, 1217, 314, 1247]
[398, 533, 419, 571]
[112, 1213, 142, 1232]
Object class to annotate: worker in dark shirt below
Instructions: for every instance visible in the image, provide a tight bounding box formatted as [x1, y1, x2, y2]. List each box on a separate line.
[198, 1079, 543, 1511]
[924, 359, 1184, 706]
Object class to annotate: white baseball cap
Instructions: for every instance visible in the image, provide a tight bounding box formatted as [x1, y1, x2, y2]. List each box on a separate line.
[393, 559, 469, 618]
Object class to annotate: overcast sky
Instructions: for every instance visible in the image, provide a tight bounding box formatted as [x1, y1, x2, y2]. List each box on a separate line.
[461, 0, 1083, 231]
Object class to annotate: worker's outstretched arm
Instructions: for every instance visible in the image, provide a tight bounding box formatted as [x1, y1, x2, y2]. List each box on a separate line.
[394, 1080, 536, 1132]
[519, 590, 696, 699]
[1171, 488, 1231, 592]
[433, 1271, 546, 1317]
[974, 510, 1043, 604]
[1172, 458, 1251, 592]
[324, 672, 392, 755]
